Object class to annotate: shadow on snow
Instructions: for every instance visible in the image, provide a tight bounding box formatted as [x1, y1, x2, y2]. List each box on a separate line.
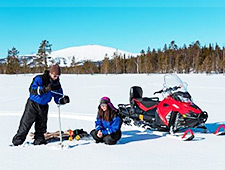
[205, 122, 225, 133]
[118, 130, 161, 145]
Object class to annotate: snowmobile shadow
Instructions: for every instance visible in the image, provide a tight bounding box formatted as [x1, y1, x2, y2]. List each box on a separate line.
[118, 130, 161, 145]
[205, 122, 225, 133]
[192, 137, 205, 141]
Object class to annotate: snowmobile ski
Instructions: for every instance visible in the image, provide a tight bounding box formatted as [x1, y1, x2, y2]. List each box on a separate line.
[213, 124, 225, 136]
[144, 128, 195, 141]
[166, 129, 195, 141]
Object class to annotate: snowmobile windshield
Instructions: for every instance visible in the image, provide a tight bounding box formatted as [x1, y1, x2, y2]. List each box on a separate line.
[172, 92, 193, 103]
[163, 74, 188, 96]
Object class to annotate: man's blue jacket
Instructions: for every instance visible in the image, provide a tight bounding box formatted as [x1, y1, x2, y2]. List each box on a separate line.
[29, 71, 63, 105]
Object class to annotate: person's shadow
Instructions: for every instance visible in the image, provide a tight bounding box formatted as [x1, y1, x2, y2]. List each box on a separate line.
[118, 130, 161, 145]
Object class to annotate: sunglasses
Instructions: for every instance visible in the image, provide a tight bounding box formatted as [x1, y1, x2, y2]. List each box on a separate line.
[100, 104, 107, 107]
[50, 73, 60, 78]
[52, 74, 59, 78]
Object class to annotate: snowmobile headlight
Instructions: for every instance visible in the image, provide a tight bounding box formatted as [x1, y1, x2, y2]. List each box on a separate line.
[183, 114, 187, 118]
[183, 113, 191, 118]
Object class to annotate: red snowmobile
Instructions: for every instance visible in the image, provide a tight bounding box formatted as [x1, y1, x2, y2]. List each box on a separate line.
[118, 74, 208, 134]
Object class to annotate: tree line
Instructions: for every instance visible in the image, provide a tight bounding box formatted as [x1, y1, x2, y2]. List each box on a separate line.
[0, 40, 225, 74]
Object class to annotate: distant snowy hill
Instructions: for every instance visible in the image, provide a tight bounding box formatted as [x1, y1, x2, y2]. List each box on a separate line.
[50, 45, 139, 67]
[2, 45, 139, 67]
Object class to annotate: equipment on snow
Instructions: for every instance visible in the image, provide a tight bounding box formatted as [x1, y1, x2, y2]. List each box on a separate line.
[51, 91, 68, 148]
[69, 130, 74, 141]
[50, 90, 70, 146]
[57, 104, 63, 148]
[29, 129, 89, 143]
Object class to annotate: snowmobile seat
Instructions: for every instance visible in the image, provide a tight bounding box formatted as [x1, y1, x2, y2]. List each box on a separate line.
[130, 86, 159, 112]
[129, 86, 143, 103]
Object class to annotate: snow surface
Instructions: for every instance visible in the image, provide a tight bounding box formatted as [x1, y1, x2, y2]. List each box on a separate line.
[0, 74, 225, 170]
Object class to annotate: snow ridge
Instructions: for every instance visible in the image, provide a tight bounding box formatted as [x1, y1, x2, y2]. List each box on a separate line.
[50, 44, 139, 67]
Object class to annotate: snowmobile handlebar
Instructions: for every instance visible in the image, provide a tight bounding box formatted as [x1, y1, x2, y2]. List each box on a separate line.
[118, 104, 130, 107]
[154, 86, 181, 95]
[153, 89, 163, 95]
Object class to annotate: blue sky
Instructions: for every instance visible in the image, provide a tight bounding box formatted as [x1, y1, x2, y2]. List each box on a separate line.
[0, 0, 225, 58]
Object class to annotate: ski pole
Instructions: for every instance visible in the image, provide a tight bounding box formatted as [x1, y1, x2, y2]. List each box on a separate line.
[57, 104, 63, 148]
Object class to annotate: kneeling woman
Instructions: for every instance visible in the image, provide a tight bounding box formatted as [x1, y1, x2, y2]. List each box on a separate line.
[90, 97, 122, 145]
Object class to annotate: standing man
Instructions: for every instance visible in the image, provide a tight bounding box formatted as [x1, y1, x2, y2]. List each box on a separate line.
[12, 64, 70, 146]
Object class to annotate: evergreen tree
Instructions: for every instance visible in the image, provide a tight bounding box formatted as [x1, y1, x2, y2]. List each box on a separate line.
[168, 41, 177, 72]
[222, 47, 225, 74]
[0, 63, 6, 74]
[70, 56, 79, 73]
[145, 52, 151, 73]
[101, 56, 110, 74]
[21, 56, 29, 73]
[215, 44, 221, 73]
[122, 54, 127, 73]
[71, 56, 76, 67]
[139, 55, 145, 73]
[201, 45, 212, 74]
[111, 52, 123, 74]
[82, 60, 98, 74]
[6, 47, 20, 74]
[140, 49, 145, 55]
[126, 57, 137, 73]
[209, 44, 215, 72]
[36, 40, 52, 71]
[195, 41, 201, 72]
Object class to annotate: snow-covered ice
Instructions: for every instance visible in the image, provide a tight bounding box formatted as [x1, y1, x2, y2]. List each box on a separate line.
[0, 74, 225, 170]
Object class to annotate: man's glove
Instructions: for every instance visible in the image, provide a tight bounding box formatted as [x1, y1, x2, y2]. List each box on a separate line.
[44, 84, 52, 92]
[39, 84, 52, 95]
[43, 83, 60, 92]
[59, 96, 70, 104]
